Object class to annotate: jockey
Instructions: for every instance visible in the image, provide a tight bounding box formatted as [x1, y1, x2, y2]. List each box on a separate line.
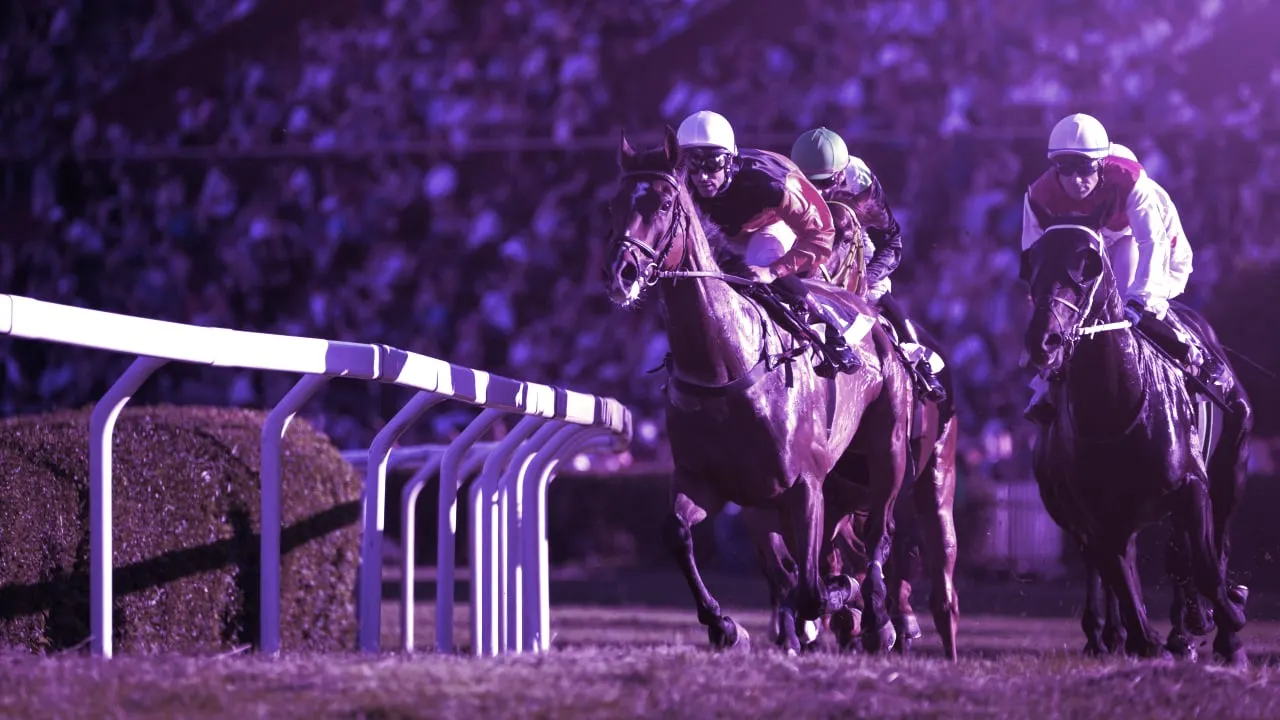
[1021, 113, 1223, 425]
[789, 126, 947, 403]
[675, 109, 861, 377]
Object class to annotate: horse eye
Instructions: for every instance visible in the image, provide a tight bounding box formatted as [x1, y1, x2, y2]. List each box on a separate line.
[660, 199, 673, 212]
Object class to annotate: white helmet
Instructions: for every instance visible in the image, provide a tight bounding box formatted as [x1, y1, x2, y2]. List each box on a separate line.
[677, 110, 736, 154]
[1109, 142, 1138, 162]
[1047, 113, 1110, 160]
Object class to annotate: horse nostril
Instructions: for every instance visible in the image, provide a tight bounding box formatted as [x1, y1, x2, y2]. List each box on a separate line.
[618, 263, 638, 286]
[1044, 332, 1063, 350]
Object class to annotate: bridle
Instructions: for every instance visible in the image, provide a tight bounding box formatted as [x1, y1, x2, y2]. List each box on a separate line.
[1032, 227, 1132, 363]
[611, 169, 756, 288]
[612, 167, 806, 396]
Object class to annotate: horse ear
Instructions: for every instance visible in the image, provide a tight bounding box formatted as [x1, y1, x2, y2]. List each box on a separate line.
[618, 128, 636, 169]
[1074, 247, 1104, 284]
[662, 124, 681, 169]
[1019, 249, 1033, 285]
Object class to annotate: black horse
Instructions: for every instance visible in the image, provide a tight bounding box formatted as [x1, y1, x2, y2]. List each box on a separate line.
[1020, 216, 1253, 666]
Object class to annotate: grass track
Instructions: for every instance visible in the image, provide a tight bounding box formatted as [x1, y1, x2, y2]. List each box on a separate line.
[4, 604, 1280, 719]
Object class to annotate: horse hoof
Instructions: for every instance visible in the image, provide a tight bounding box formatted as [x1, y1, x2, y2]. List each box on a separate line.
[1215, 646, 1249, 669]
[1166, 634, 1199, 662]
[863, 620, 897, 655]
[893, 614, 923, 641]
[1229, 584, 1249, 607]
[799, 619, 821, 646]
[709, 616, 751, 652]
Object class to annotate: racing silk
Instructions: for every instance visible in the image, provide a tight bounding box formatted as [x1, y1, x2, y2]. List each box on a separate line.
[823, 156, 903, 290]
[1021, 155, 1184, 309]
[693, 148, 835, 279]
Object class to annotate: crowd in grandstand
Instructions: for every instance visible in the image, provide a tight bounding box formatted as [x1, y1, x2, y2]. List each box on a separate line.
[3, 0, 1279, 484]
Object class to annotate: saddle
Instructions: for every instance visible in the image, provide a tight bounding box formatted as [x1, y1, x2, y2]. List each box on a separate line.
[741, 279, 876, 376]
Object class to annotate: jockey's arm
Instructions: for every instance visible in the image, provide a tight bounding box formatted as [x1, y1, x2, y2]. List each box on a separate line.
[768, 173, 836, 279]
[859, 176, 903, 287]
[1124, 172, 1173, 313]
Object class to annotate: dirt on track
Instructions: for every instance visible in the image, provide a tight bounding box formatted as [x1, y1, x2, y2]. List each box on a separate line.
[3, 605, 1280, 719]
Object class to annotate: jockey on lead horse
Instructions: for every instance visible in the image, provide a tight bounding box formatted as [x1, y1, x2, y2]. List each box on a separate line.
[1021, 112, 1227, 425]
[674, 109, 862, 378]
[789, 126, 947, 403]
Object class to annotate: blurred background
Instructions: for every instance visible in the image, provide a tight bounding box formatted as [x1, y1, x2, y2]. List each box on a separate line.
[2, 0, 1279, 595]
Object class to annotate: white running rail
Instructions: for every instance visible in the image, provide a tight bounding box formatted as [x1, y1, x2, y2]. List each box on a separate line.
[0, 294, 631, 658]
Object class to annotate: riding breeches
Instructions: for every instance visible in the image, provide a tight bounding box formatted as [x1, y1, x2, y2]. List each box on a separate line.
[743, 220, 797, 267]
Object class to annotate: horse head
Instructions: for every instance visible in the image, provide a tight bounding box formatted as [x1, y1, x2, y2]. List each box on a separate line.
[1020, 203, 1123, 373]
[606, 126, 693, 308]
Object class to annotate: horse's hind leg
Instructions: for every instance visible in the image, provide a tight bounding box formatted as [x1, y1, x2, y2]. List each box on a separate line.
[1176, 477, 1247, 667]
[666, 478, 747, 651]
[914, 422, 960, 661]
[886, 507, 921, 655]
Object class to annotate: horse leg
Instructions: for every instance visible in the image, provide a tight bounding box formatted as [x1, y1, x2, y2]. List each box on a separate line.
[859, 426, 909, 654]
[742, 507, 803, 655]
[913, 424, 960, 661]
[1080, 548, 1109, 657]
[826, 512, 866, 653]
[666, 480, 747, 651]
[1102, 580, 1127, 654]
[1208, 392, 1253, 622]
[1090, 538, 1166, 658]
[1175, 477, 1248, 667]
[886, 510, 921, 654]
[781, 475, 837, 629]
[1165, 527, 1206, 660]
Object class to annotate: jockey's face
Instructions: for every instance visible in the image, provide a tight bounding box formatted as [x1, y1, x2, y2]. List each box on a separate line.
[1053, 154, 1102, 200]
[686, 150, 732, 198]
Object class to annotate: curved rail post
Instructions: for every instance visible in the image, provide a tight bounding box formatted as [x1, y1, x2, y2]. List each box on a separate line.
[468, 415, 550, 656]
[358, 390, 448, 653]
[498, 421, 563, 653]
[399, 444, 492, 652]
[520, 425, 611, 652]
[259, 373, 332, 655]
[436, 408, 506, 653]
[89, 355, 169, 658]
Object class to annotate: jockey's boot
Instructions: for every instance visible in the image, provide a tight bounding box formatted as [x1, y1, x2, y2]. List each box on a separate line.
[771, 274, 862, 378]
[1132, 311, 1230, 407]
[878, 293, 947, 403]
[802, 295, 862, 378]
[913, 357, 948, 404]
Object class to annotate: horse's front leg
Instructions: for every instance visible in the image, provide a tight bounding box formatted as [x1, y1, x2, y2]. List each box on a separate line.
[781, 476, 832, 627]
[859, 426, 909, 654]
[741, 507, 804, 655]
[666, 475, 747, 651]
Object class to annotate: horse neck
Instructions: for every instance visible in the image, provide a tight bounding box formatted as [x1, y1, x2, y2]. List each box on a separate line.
[659, 203, 762, 384]
[1063, 272, 1147, 431]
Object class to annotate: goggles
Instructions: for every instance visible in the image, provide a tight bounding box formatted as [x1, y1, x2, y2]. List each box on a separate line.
[1053, 156, 1102, 178]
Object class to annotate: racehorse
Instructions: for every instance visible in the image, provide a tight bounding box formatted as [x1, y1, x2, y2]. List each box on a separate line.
[753, 310, 961, 661]
[1019, 212, 1253, 666]
[605, 126, 914, 653]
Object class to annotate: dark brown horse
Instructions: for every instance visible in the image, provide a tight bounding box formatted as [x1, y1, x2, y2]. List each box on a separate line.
[605, 127, 914, 652]
[755, 318, 961, 661]
[1020, 219, 1253, 666]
